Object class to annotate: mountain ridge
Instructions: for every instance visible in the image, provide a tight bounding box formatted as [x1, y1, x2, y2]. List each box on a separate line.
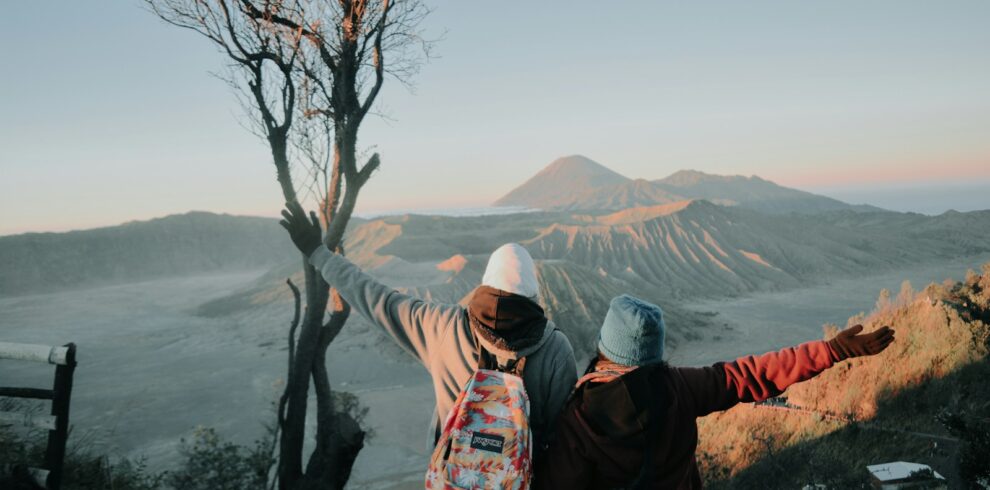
[6, 202, 990, 299]
[0, 211, 296, 296]
[493, 155, 631, 209]
[495, 155, 882, 214]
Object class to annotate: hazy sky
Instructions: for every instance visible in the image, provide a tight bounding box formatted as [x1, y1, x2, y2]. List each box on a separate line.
[2, 1, 988, 235]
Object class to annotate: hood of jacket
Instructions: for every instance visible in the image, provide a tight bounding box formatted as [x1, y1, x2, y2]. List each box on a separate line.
[536, 362, 706, 490]
[574, 364, 669, 448]
[468, 285, 551, 359]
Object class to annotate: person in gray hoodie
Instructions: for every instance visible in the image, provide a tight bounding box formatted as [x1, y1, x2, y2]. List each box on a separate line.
[280, 202, 577, 458]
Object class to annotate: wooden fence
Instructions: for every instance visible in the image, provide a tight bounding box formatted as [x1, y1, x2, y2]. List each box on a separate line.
[0, 342, 77, 490]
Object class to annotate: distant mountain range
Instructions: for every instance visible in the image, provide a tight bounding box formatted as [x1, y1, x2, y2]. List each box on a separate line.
[0, 212, 296, 296]
[195, 201, 989, 361]
[494, 155, 881, 214]
[3, 161, 989, 362]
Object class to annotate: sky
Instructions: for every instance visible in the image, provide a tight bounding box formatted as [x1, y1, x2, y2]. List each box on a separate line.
[1, 1, 988, 235]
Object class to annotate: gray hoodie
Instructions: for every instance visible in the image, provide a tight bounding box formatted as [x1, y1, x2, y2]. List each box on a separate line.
[308, 246, 578, 453]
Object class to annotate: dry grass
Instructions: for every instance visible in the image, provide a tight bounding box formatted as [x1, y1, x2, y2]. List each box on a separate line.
[698, 263, 990, 488]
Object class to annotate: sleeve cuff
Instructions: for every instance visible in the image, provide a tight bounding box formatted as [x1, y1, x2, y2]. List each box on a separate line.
[824, 339, 845, 363]
[308, 245, 334, 268]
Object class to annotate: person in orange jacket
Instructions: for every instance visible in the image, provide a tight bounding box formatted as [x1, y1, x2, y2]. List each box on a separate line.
[536, 294, 894, 489]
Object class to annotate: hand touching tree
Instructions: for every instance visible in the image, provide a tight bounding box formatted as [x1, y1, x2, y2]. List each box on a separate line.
[827, 324, 895, 360]
[148, 1, 433, 487]
[280, 201, 324, 256]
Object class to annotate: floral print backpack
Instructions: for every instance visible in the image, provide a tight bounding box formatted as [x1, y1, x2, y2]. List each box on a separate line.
[425, 346, 532, 490]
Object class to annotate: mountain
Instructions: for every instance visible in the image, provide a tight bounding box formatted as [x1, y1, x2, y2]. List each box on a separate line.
[523, 200, 938, 299]
[653, 170, 878, 214]
[818, 208, 990, 254]
[190, 201, 990, 366]
[8, 198, 989, 304]
[494, 156, 880, 214]
[8, 198, 990, 362]
[196, 212, 720, 364]
[565, 178, 685, 211]
[0, 212, 296, 296]
[493, 155, 631, 209]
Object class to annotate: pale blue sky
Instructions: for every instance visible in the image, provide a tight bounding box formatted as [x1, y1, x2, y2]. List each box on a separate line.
[2, 1, 988, 235]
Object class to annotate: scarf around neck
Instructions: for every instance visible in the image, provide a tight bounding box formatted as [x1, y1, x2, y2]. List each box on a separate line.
[577, 358, 639, 387]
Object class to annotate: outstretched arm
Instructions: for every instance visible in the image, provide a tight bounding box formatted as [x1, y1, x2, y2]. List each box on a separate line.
[280, 203, 461, 365]
[680, 324, 895, 416]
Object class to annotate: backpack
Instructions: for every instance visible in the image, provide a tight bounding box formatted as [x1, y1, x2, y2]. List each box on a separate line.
[425, 341, 532, 490]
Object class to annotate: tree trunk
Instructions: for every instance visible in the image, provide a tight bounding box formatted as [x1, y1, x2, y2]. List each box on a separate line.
[278, 125, 367, 490]
[278, 264, 330, 489]
[146, 2, 415, 488]
[268, 136, 334, 490]
[302, 289, 364, 489]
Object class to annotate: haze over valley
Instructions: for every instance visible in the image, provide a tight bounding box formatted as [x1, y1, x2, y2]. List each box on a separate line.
[2, 155, 989, 487]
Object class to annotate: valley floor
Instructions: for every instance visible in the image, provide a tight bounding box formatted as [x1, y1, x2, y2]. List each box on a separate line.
[1, 253, 988, 489]
[0, 270, 435, 489]
[670, 253, 990, 367]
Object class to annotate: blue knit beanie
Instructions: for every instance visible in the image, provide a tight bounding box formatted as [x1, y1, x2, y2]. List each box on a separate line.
[598, 294, 665, 366]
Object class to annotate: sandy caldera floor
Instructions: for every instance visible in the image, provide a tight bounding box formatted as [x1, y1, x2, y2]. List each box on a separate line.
[669, 254, 990, 366]
[2, 254, 988, 489]
[0, 271, 432, 489]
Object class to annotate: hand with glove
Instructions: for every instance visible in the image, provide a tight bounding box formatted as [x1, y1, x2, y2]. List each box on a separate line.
[827, 324, 895, 360]
[279, 201, 324, 256]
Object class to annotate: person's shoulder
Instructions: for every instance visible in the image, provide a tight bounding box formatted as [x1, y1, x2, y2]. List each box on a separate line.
[664, 361, 727, 393]
[536, 327, 576, 375]
[544, 324, 574, 353]
[663, 362, 691, 381]
[438, 304, 470, 333]
[450, 305, 470, 325]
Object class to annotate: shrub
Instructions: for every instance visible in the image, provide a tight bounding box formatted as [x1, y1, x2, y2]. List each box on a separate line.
[164, 426, 274, 490]
[700, 263, 990, 487]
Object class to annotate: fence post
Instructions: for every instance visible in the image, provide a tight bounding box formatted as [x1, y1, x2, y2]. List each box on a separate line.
[44, 343, 76, 490]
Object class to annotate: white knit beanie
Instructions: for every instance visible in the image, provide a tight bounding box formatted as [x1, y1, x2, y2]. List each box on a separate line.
[482, 243, 539, 299]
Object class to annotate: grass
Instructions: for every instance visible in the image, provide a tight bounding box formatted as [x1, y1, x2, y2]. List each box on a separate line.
[699, 263, 990, 488]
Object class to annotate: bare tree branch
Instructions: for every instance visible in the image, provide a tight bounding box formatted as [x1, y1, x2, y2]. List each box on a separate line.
[147, 1, 434, 488]
[277, 278, 302, 430]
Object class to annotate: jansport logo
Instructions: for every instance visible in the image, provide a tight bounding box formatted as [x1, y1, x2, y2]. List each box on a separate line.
[470, 432, 505, 454]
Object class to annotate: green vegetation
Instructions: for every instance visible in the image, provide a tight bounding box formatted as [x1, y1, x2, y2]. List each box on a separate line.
[0, 422, 269, 490]
[0, 392, 368, 490]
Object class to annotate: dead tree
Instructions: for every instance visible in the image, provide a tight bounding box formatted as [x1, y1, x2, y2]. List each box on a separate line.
[146, 1, 431, 488]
